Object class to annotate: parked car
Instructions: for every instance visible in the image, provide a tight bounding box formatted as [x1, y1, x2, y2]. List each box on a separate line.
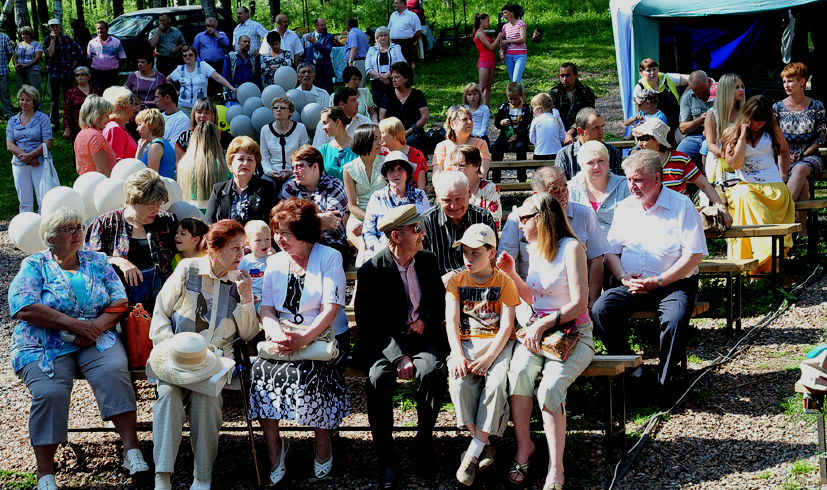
[108, 6, 237, 71]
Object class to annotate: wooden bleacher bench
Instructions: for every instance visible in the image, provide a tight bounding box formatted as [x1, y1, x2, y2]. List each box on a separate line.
[795, 382, 827, 483]
[698, 259, 758, 336]
[794, 199, 827, 261]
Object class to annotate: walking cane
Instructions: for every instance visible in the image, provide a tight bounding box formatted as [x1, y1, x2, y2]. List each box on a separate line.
[233, 337, 263, 489]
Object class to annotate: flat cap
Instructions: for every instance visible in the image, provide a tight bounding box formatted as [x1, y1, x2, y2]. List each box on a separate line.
[377, 204, 424, 233]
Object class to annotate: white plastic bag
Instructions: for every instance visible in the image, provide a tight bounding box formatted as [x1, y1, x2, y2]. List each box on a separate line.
[38, 143, 60, 198]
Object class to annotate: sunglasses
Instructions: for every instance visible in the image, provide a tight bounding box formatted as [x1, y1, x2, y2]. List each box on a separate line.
[182, 52, 195, 58]
[519, 213, 537, 224]
[635, 134, 654, 142]
[404, 223, 423, 233]
[291, 162, 312, 171]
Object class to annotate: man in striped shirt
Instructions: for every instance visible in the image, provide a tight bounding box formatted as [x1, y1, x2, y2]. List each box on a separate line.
[420, 171, 497, 286]
[87, 21, 125, 91]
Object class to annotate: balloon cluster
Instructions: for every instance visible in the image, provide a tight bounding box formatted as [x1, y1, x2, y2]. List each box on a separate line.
[10, 161, 204, 255]
[221, 67, 322, 142]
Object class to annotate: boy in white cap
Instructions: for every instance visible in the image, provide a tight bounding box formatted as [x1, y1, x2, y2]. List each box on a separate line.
[445, 223, 520, 486]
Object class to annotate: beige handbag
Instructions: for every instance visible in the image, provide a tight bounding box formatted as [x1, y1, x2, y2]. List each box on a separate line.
[699, 206, 726, 236]
[257, 319, 339, 362]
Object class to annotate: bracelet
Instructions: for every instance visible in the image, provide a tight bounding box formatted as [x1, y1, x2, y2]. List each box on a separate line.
[656, 274, 663, 288]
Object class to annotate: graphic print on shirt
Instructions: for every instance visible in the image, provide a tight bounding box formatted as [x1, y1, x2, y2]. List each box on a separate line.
[457, 286, 502, 338]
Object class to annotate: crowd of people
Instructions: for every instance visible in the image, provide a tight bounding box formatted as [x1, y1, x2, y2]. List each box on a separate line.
[5, 4, 826, 490]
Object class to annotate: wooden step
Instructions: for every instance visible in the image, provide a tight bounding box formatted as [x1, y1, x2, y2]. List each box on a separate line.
[699, 258, 759, 274]
[489, 159, 554, 169]
[794, 199, 827, 211]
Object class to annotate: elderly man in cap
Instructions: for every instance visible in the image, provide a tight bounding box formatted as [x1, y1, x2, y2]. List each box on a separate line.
[420, 171, 498, 286]
[43, 19, 83, 131]
[355, 203, 448, 490]
[591, 150, 707, 407]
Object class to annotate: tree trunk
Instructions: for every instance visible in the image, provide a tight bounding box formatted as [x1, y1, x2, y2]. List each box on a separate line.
[14, 0, 28, 37]
[153, 0, 162, 8]
[53, 0, 62, 23]
[73, 0, 83, 24]
[112, 0, 123, 17]
[0, 0, 15, 28]
[220, 0, 231, 19]
[269, 0, 279, 25]
[135, 0, 143, 11]
[28, 0, 38, 38]
[201, 0, 216, 21]
[35, 0, 46, 29]
[175, 0, 186, 6]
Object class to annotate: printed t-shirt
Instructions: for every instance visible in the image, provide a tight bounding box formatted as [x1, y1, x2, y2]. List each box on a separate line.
[446, 268, 520, 340]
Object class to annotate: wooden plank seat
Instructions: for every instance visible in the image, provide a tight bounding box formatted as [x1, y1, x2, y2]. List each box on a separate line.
[795, 382, 827, 483]
[698, 259, 758, 335]
[793, 200, 827, 261]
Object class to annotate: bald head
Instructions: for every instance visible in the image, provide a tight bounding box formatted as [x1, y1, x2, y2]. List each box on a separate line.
[689, 70, 711, 100]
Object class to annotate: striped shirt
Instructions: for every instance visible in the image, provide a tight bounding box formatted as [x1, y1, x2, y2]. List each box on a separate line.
[233, 20, 269, 54]
[0, 33, 14, 76]
[502, 20, 527, 55]
[87, 35, 125, 71]
[662, 150, 700, 195]
[420, 203, 498, 275]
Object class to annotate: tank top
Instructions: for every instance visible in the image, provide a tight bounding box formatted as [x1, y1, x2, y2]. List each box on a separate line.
[736, 132, 783, 184]
[474, 32, 495, 63]
[526, 237, 577, 311]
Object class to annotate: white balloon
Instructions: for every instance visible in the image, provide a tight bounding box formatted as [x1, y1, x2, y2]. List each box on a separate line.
[286, 89, 307, 113]
[110, 158, 148, 181]
[41, 186, 86, 219]
[73, 171, 107, 217]
[230, 115, 256, 138]
[304, 91, 317, 106]
[243, 97, 264, 118]
[225, 104, 245, 125]
[168, 201, 204, 221]
[272, 66, 298, 91]
[161, 177, 184, 210]
[261, 84, 286, 107]
[9, 212, 45, 254]
[301, 103, 323, 130]
[237, 82, 262, 105]
[290, 111, 302, 123]
[94, 178, 126, 214]
[251, 106, 276, 132]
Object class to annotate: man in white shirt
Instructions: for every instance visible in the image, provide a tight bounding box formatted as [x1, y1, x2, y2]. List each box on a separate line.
[313, 87, 372, 146]
[154, 83, 190, 144]
[591, 150, 707, 405]
[388, 0, 422, 65]
[297, 62, 330, 107]
[259, 13, 303, 67]
[233, 6, 268, 56]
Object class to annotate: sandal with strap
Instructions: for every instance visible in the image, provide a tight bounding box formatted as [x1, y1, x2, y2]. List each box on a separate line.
[543, 484, 564, 490]
[508, 459, 530, 485]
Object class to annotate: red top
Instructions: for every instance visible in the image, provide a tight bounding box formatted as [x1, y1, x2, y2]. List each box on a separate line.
[381, 145, 428, 184]
[474, 32, 496, 63]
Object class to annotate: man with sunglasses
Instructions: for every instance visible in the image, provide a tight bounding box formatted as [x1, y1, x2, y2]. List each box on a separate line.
[555, 107, 624, 179]
[355, 204, 448, 490]
[497, 166, 609, 310]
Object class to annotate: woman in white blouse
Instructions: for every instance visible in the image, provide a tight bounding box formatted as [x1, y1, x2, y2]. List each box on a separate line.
[365, 27, 405, 112]
[167, 45, 236, 117]
[260, 96, 309, 188]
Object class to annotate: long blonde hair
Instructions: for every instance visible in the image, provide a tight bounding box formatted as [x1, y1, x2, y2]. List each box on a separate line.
[712, 73, 742, 142]
[525, 192, 582, 261]
[176, 121, 226, 202]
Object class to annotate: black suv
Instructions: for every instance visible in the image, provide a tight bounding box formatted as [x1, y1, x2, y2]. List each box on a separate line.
[108, 6, 237, 71]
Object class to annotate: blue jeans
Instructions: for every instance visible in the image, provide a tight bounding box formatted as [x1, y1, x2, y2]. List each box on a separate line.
[504, 53, 527, 83]
[0, 73, 14, 117]
[676, 133, 705, 158]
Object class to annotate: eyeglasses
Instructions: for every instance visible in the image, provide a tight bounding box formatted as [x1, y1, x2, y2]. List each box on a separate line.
[519, 213, 537, 224]
[272, 106, 290, 111]
[59, 224, 87, 235]
[291, 162, 311, 171]
[404, 223, 423, 233]
[635, 134, 654, 142]
[75, 73, 88, 77]
[182, 52, 195, 58]
[548, 183, 568, 195]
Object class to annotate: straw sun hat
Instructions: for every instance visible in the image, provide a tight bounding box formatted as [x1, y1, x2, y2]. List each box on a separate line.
[148, 332, 223, 385]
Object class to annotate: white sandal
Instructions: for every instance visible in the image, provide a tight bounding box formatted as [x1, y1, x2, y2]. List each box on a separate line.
[313, 451, 333, 479]
[269, 438, 290, 485]
[36, 474, 57, 490]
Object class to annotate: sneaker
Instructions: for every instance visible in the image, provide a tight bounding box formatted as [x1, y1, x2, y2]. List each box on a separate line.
[154, 473, 172, 490]
[123, 448, 149, 475]
[461, 444, 496, 470]
[456, 452, 478, 486]
[190, 478, 211, 490]
[37, 474, 58, 490]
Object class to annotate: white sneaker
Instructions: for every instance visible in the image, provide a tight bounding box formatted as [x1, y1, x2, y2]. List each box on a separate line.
[190, 477, 211, 490]
[154, 472, 172, 490]
[37, 474, 57, 490]
[123, 448, 149, 475]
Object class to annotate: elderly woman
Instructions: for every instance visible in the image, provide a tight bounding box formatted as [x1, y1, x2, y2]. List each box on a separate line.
[13, 26, 43, 92]
[568, 140, 631, 236]
[168, 44, 237, 116]
[378, 62, 429, 150]
[260, 96, 310, 187]
[174, 97, 234, 162]
[85, 169, 178, 309]
[150, 219, 257, 490]
[177, 121, 229, 211]
[379, 116, 427, 189]
[497, 192, 593, 489]
[74, 94, 116, 176]
[433, 106, 491, 175]
[362, 151, 429, 258]
[343, 124, 385, 265]
[63, 66, 101, 139]
[261, 31, 293, 87]
[281, 144, 350, 260]
[135, 108, 176, 179]
[722, 95, 795, 274]
[10, 208, 148, 490]
[633, 118, 732, 227]
[7, 85, 52, 213]
[365, 26, 405, 110]
[249, 197, 350, 486]
[774, 62, 826, 237]
[125, 51, 167, 110]
[205, 135, 280, 225]
[102, 86, 139, 160]
[449, 144, 501, 229]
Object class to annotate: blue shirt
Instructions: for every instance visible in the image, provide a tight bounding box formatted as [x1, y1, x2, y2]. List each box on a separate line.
[222, 51, 259, 88]
[6, 111, 52, 166]
[193, 30, 230, 62]
[140, 138, 176, 179]
[344, 27, 369, 59]
[0, 33, 14, 76]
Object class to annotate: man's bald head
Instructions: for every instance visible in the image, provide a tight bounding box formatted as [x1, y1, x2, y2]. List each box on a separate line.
[689, 70, 712, 100]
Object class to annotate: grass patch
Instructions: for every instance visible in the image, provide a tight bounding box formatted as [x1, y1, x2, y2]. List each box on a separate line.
[789, 458, 816, 476]
[0, 470, 36, 489]
[759, 470, 773, 479]
[783, 361, 803, 373]
[687, 354, 705, 364]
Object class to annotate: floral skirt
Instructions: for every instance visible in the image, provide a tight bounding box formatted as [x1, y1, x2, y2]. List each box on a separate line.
[248, 357, 349, 429]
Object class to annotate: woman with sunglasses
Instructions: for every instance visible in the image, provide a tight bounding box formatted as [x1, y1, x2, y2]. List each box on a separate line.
[167, 45, 236, 117]
[633, 118, 732, 228]
[63, 66, 101, 140]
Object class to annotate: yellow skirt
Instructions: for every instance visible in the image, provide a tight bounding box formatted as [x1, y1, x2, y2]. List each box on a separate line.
[726, 181, 795, 273]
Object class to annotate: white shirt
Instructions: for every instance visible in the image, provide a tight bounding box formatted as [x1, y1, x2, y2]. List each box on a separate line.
[260, 28, 303, 58]
[167, 61, 216, 109]
[312, 113, 373, 147]
[529, 110, 566, 155]
[162, 110, 190, 144]
[607, 187, 708, 278]
[302, 85, 330, 108]
[260, 121, 309, 173]
[388, 9, 422, 40]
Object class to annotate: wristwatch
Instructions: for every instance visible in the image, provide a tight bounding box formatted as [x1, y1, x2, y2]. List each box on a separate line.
[656, 274, 663, 288]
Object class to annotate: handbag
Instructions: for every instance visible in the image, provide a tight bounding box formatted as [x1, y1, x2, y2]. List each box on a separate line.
[257, 319, 339, 362]
[515, 310, 580, 361]
[699, 206, 726, 236]
[38, 143, 60, 198]
[104, 303, 154, 370]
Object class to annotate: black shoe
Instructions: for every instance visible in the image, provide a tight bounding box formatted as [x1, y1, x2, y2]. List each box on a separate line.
[380, 462, 396, 490]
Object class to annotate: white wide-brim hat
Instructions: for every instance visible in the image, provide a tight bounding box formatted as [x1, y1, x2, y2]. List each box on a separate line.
[148, 332, 223, 386]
